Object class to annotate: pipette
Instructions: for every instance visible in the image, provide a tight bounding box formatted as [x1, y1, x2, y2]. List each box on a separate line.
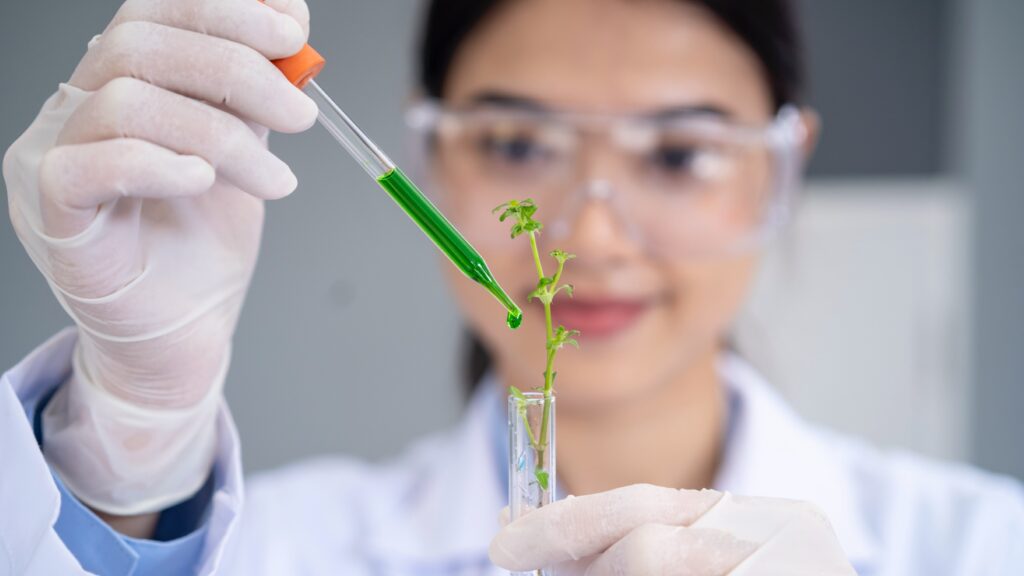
[271, 45, 522, 329]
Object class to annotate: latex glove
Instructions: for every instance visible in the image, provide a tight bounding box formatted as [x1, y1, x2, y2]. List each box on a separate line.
[490, 484, 856, 575]
[3, 0, 317, 515]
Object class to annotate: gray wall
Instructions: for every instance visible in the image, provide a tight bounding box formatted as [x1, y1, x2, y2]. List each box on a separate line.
[1, 0, 1019, 478]
[951, 0, 1024, 480]
[799, 0, 949, 176]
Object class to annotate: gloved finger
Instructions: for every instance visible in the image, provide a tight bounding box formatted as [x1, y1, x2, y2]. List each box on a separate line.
[583, 525, 756, 576]
[263, 0, 310, 38]
[489, 485, 722, 570]
[693, 495, 855, 576]
[498, 506, 511, 528]
[59, 77, 297, 200]
[72, 22, 317, 133]
[38, 139, 215, 238]
[103, 0, 308, 59]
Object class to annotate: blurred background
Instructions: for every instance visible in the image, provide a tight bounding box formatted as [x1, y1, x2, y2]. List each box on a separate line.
[1, 0, 1021, 480]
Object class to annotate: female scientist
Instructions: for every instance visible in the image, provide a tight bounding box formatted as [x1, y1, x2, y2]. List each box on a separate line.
[2, 0, 1022, 574]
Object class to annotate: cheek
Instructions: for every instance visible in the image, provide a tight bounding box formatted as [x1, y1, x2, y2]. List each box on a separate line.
[446, 265, 501, 339]
[664, 258, 758, 344]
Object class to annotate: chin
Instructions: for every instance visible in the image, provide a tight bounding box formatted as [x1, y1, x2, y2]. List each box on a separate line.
[552, 352, 658, 404]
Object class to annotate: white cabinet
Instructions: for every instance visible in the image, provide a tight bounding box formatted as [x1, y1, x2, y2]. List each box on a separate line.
[737, 178, 972, 460]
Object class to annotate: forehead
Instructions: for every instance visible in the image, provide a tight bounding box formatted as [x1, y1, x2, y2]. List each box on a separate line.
[444, 0, 773, 121]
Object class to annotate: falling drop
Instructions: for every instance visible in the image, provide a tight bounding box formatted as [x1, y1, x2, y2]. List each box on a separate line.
[507, 311, 522, 329]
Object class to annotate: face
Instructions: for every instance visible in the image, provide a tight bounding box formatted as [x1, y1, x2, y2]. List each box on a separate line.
[436, 0, 780, 406]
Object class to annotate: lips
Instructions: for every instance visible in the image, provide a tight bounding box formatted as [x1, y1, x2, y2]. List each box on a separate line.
[548, 297, 652, 339]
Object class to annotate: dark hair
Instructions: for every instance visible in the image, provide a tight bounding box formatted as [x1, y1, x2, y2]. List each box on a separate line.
[416, 0, 806, 395]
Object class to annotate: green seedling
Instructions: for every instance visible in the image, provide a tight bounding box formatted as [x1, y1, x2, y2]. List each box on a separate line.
[494, 199, 578, 494]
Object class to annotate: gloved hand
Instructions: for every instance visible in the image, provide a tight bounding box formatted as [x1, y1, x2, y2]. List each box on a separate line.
[489, 484, 856, 575]
[3, 0, 317, 515]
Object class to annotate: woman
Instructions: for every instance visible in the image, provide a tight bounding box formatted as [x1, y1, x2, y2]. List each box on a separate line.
[2, 0, 1021, 574]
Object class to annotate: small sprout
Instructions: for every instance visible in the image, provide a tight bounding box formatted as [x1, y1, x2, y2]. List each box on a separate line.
[496, 199, 578, 505]
[547, 326, 581, 352]
[528, 276, 555, 302]
[554, 283, 574, 298]
[492, 199, 531, 221]
[550, 249, 576, 264]
[494, 199, 542, 238]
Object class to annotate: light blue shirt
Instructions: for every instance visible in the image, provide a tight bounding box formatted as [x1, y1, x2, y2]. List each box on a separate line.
[24, 368, 214, 576]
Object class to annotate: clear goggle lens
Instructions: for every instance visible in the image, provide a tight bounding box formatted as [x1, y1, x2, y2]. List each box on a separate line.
[406, 101, 807, 259]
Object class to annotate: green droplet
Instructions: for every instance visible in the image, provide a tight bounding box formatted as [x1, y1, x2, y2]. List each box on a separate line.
[507, 311, 522, 329]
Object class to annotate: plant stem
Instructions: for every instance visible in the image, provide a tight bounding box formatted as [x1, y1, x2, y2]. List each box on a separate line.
[521, 406, 540, 448]
[527, 230, 556, 489]
[529, 230, 546, 281]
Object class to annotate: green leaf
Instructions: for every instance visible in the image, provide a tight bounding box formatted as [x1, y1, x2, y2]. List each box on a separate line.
[529, 276, 555, 302]
[495, 199, 544, 238]
[550, 249, 576, 264]
[511, 386, 528, 419]
[492, 202, 515, 223]
[554, 283, 574, 298]
[535, 469, 550, 491]
[494, 198, 542, 239]
[547, 326, 581, 351]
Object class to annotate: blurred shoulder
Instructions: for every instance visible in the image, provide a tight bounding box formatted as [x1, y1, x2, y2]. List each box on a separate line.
[231, 426, 460, 571]
[817, 428, 1024, 574]
[242, 424, 458, 526]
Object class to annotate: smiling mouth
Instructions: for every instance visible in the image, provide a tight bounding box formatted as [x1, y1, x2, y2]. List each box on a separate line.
[545, 297, 655, 340]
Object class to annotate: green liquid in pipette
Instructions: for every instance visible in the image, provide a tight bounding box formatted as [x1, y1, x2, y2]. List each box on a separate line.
[376, 167, 522, 329]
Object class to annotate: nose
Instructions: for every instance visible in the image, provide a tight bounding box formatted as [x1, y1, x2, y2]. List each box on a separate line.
[557, 179, 645, 263]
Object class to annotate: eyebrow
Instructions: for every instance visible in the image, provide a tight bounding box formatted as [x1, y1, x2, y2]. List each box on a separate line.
[466, 90, 732, 120]
[469, 92, 550, 112]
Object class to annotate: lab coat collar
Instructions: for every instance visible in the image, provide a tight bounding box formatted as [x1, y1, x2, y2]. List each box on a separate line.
[0, 328, 245, 576]
[714, 353, 880, 571]
[363, 382, 506, 573]
[0, 328, 77, 575]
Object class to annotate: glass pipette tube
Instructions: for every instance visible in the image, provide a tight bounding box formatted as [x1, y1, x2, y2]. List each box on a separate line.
[303, 80, 522, 328]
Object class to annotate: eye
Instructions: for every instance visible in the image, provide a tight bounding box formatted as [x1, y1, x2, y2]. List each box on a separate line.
[477, 131, 552, 167]
[648, 144, 699, 175]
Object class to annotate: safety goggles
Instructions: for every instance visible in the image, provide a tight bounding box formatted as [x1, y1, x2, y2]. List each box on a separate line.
[405, 99, 808, 259]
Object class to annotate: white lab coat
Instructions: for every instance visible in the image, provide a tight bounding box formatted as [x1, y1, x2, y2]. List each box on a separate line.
[2, 328, 1022, 575]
